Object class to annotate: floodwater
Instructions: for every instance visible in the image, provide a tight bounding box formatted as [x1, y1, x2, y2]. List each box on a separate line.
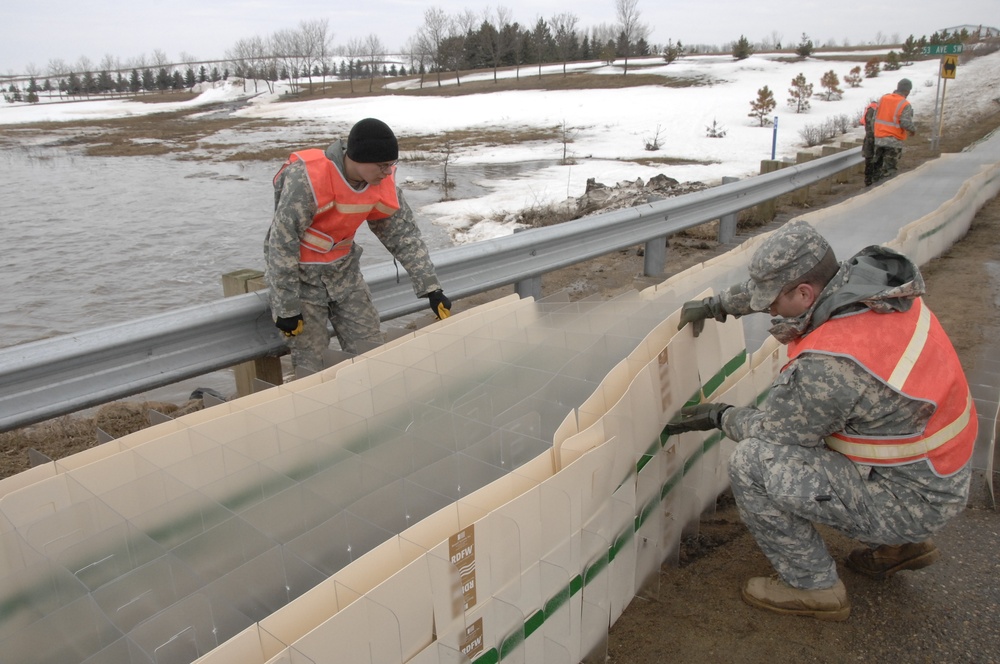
[0, 145, 544, 401]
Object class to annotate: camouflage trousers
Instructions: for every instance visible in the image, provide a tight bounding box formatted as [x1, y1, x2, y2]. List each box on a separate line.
[871, 145, 903, 183]
[289, 266, 384, 372]
[728, 438, 969, 589]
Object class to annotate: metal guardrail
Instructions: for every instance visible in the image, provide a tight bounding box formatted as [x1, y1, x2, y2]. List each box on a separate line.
[0, 148, 862, 431]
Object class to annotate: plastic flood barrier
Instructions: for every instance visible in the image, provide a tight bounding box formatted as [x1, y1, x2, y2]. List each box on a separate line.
[1, 143, 998, 663]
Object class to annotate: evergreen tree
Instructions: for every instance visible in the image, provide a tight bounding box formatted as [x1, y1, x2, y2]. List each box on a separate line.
[184, 67, 196, 88]
[795, 33, 814, 58]
[819, 70, 843, 100]
[884, 51, 901, 71]
[748, 85, 776, 126]
[156, 67, 171, 90]
[787, 72, 812, 112]
[662, 39, 684, 64]
[844, 66, 863, 88]
[732, 35, 753, 60]
[172, 71, 185, 89]
[900, 35, 920, 63]
[864, 57, 881, 78]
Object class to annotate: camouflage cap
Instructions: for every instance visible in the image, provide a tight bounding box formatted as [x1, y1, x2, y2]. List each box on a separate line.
[748, 220, 831, 310]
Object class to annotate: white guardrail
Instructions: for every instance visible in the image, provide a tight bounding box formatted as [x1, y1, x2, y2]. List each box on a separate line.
[0, 149, 862, 432]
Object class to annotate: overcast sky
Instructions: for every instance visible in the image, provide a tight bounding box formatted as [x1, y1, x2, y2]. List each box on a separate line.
[2, 0, 993, 74]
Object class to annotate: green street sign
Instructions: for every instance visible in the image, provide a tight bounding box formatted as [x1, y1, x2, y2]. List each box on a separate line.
[922, 44, 964, 55]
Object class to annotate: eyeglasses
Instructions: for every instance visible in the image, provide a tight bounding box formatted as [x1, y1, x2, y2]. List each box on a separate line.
[375, 161, 398, 173]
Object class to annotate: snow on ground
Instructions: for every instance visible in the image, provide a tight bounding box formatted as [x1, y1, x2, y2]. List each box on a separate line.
[2, 50, 998, 242]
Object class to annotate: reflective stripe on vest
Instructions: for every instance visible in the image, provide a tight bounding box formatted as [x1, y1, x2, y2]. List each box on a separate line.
[276, 149, 400, 264]
[873, 93, 910, 141]
[786, 298, 976, 476]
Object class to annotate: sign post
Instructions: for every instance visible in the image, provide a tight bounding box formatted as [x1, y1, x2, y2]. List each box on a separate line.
[924, 44, 963, 151]
[771, 116, 778, 159]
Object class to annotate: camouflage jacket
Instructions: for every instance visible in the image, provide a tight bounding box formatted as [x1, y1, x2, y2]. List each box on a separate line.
[264, 140, 441, 319]
[719, 246, 969, 496]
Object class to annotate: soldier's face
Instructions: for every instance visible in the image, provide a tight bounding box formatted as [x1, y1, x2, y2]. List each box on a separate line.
[357, 160, 396, 185]
[769, 283, 815, 318]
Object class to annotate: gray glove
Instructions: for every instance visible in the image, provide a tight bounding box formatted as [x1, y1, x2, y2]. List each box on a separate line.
[663, 403, 732, 436]
[677, 296, 727, 337]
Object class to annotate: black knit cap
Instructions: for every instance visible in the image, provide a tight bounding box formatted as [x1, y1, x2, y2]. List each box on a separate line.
[346, 118, 399, 163]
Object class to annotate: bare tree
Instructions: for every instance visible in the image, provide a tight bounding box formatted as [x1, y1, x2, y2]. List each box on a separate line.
[421, 7, 451, 87]
[404, 32, 434, 88]
[483, 5, 513, 83]
[614, 0, 648, 75]
[270, 28, 303, 94]
[363, 33, 385, 92]
[47, 59, 71, 78]
[509, 21, 526, 80]
[151, 50, 169, 67]
[550, 12, 579, 76]
[300, 19, 334, 88]
[227, 36, 266, 93]
[344, 37, 365, 93]
[874, 31, 887, 46]
[446, 9, 478, 86]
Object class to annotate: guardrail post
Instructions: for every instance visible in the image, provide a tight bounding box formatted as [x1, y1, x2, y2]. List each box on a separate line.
[718, 176, 739, 244]
[819, 146, 840, 193]
[515, 275, 542, 300]
[643, 236, 666, 277]
[222, 269, 284, 396]
[756, 160, 784, 222]
[794, 152, 815, 206]
[835, 142, 855, 183]
[848, 139, 866, 178]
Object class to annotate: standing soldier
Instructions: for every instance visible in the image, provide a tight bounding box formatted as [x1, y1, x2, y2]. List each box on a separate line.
[265, 118, 451, 373]
[871, 78, 916, 183]
[860, 100, 878, 186]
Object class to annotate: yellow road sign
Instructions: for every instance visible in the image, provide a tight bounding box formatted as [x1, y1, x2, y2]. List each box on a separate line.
[941, 55, 958, 79]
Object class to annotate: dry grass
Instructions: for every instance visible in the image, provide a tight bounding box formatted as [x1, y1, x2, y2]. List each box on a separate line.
[0, 67, 707, 161]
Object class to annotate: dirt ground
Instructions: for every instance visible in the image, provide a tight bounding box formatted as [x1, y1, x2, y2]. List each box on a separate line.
[1, 85, 999, 663]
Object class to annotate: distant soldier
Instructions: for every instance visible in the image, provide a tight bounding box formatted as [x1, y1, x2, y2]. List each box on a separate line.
[871, 78, 916, 183]
[860, 100, 878, 186]
[265, 118, 451, 373]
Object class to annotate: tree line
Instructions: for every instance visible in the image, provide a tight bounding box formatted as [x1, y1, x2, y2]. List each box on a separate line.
[2, 4, 989, 104]
[3, 0, 664, 101]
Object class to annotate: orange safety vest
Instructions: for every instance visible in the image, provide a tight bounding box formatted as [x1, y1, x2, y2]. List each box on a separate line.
[873, 93, 911, 141]
[275, 149, 400, 264]
[787, 298, 976, 476]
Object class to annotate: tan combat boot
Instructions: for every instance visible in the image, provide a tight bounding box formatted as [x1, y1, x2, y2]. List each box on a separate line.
[741, 576, 851, 621]
[845, 540, 940, 580]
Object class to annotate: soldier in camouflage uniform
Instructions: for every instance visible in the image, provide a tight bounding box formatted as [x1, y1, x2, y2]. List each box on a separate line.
[669, 220, 976, 621]
[265, 118, 450, 372]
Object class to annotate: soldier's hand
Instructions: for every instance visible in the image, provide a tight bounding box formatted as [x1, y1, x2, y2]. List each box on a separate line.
[425, 289, 452, 319]
[275, 314, 304, 338]
[663, 403, 732, 436]
[677, 296, 727, 337]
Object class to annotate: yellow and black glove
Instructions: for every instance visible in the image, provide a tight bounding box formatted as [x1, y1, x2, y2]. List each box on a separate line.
[275, 314, 304, 338]
[425, 289, 452, 320]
